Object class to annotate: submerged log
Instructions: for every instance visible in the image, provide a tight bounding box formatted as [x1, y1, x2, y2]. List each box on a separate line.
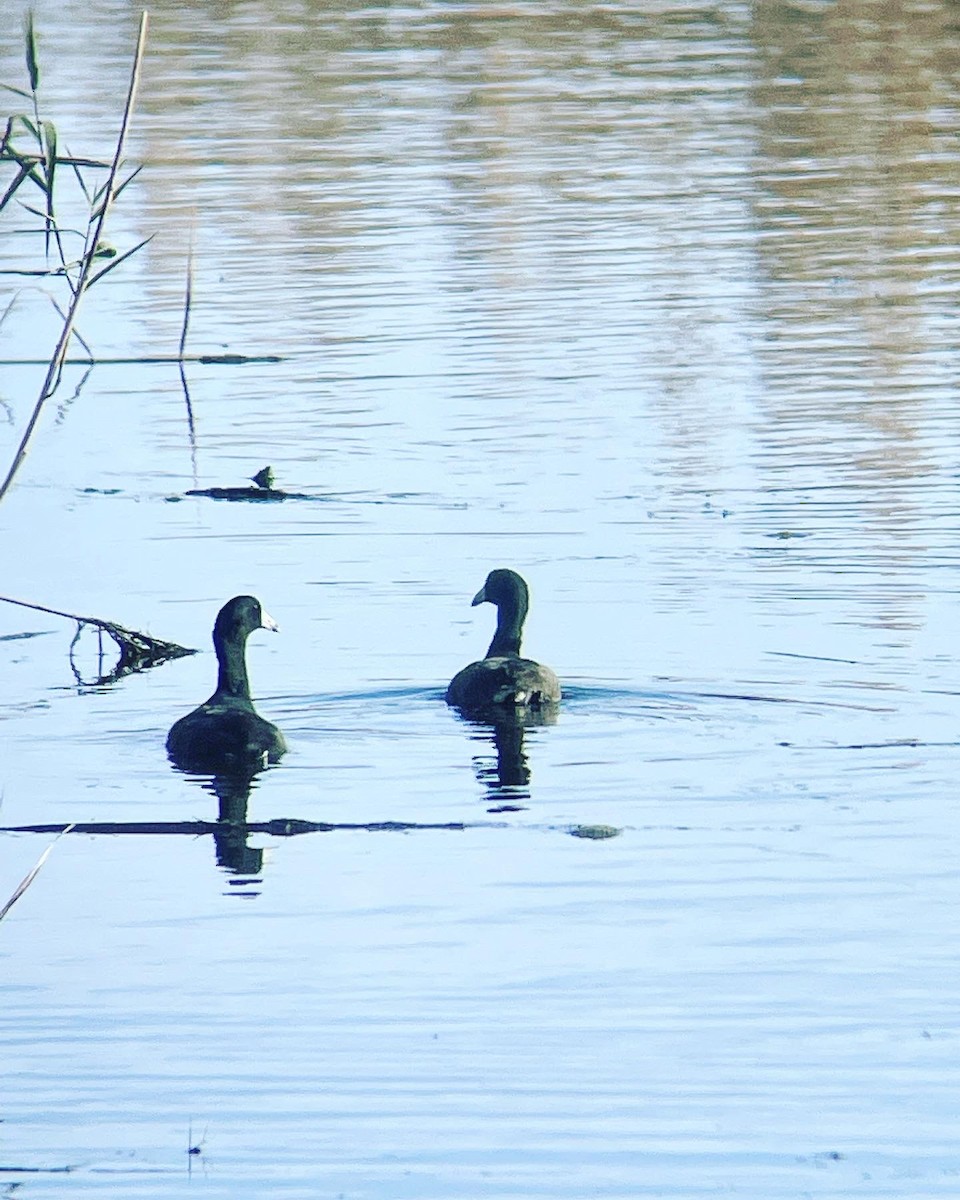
[0, 819, 473, 837]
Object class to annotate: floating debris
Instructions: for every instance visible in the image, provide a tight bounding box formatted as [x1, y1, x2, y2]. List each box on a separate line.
[184, 485, 291, 501]
[182, 466, 316, 502]
[74, 617, 195, 684]
[196, 353, 282, 364]
[0, 594, 196, 686]
[568, 824, 621, 840]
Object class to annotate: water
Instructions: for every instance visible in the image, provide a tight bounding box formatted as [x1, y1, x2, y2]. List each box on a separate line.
[3, 2, 960, 1196]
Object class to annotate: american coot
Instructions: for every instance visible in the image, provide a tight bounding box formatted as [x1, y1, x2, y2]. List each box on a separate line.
[166, 595, 287, 773]
[445, 569, 561, 715]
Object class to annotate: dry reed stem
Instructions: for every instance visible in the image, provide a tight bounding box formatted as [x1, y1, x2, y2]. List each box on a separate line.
[0, 11, 150, 503]
[0, 823, 76, 923]
[178, 238, 193, 362]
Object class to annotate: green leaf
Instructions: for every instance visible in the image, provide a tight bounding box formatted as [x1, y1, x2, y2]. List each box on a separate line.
[0, 161, 33, 212]
[24, 13, 39, 94]
[112, 163, 143, 202]
[17, 200, 51, 219]
[0, 83, 33, 101]
[91, 167, 143, 218]
[2, 113, 34, 145]
[41, 119, 57, 255]
[19, 114, 39, 143]
[89, 234, 153, 286]
[70, 158, 91, 204]
[41, 119, 56, 168]
[2, 142, 33, 168]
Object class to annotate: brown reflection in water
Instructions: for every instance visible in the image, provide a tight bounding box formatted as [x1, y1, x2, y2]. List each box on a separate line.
[98, 0, 960, 641]
[751, 0, 960, 381]
[136, 3, 752, 311]
[745, 2, 960, 632]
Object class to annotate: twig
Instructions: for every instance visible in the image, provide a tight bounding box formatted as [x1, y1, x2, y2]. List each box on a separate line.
[0, 592, 196, 685]
[0, 292, 17, 331]
[49, 294, 92, 360]
[0, 823, 76, 922]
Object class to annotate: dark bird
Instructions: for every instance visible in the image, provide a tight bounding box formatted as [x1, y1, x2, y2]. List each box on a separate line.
[166, 595, 287, 773]
[445, 569, 561, 715]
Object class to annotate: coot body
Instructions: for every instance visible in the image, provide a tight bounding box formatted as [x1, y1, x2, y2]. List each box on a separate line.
[446, 569, 560, 715]
[166, 595, 287, 772]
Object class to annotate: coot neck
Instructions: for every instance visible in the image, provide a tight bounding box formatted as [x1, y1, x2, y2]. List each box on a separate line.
[486, 597, 525, 658]
[214, 635, 252, 700]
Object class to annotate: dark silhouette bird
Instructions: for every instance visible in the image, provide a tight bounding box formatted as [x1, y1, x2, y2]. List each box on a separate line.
[166, 595, 287, 773]
[446, 569, 561, 716]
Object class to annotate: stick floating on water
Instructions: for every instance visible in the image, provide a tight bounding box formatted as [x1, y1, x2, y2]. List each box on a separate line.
[0, 593, 196, 685]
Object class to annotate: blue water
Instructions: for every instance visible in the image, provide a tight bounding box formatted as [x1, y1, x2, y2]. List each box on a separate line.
[3, 2, 960, 1196]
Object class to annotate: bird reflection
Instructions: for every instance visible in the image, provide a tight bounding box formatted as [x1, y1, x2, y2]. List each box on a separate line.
[464, 708, 557, 811]
[0, 773, 475, 901]
[201, 770, 265, 879]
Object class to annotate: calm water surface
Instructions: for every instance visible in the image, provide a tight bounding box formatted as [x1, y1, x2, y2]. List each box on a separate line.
[2, 2, 960, 1196]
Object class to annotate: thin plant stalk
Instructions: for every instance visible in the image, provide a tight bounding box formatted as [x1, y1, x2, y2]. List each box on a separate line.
[0, 823, 76, 923]
[178, 237, 193, 362]
[0, 11, 149, 503]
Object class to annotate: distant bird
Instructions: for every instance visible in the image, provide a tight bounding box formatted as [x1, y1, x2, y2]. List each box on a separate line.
[446, 569, 561, 716]
[166, 595, 287, 773]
